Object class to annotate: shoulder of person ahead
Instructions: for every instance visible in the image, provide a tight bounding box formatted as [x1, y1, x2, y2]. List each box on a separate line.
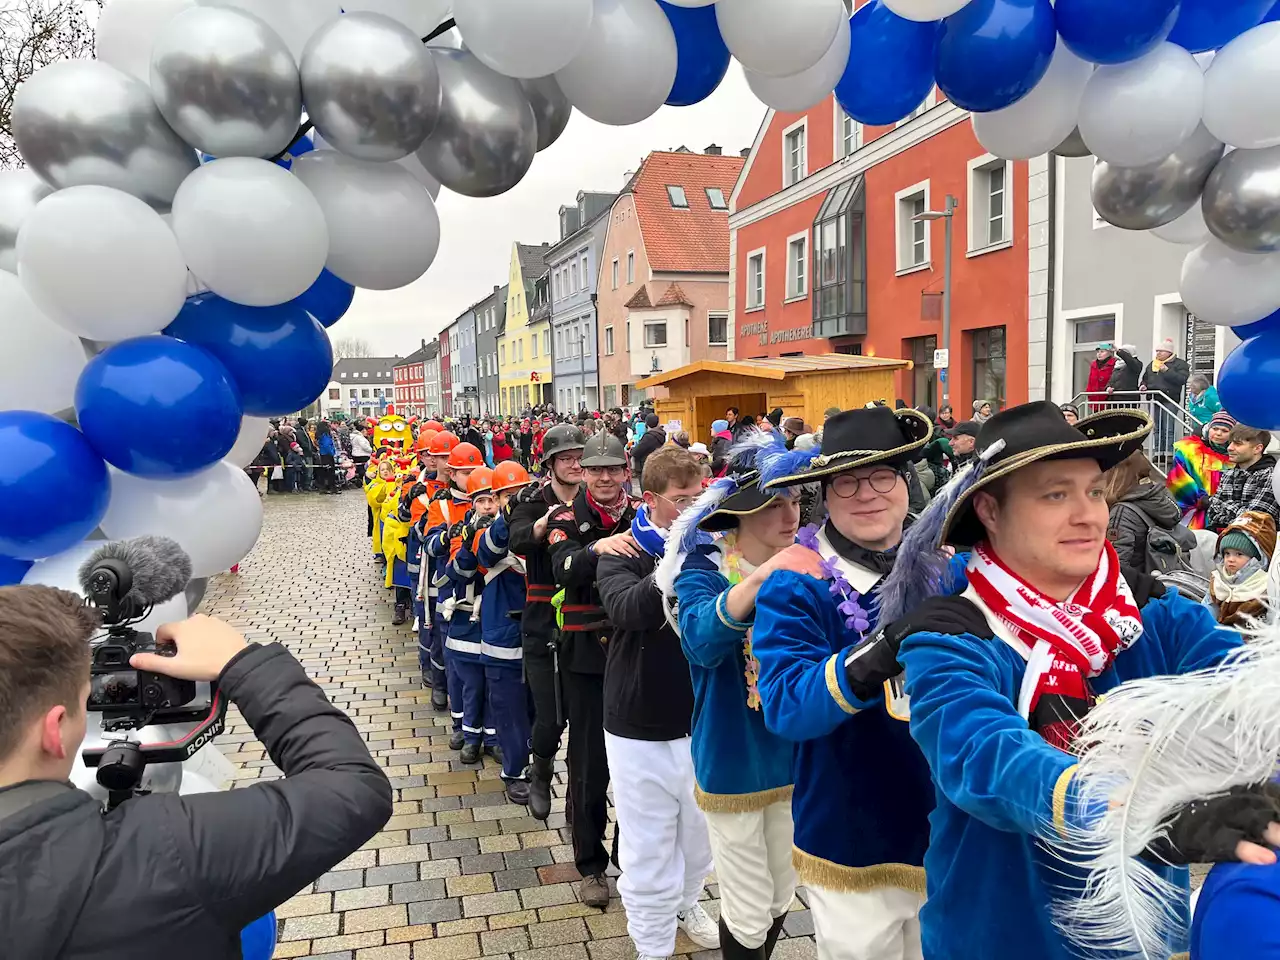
[545, 502, 580, 545]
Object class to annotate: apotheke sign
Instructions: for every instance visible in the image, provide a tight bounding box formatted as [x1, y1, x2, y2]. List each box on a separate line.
[740, 320, 815, 347]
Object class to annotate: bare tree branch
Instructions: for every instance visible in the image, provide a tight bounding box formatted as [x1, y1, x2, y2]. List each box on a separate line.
[1, 0, 102, 169]
[331, 337, 374, 360]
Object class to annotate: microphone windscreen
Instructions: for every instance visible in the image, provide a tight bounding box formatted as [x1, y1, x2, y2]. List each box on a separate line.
[78, 536, 193, 608]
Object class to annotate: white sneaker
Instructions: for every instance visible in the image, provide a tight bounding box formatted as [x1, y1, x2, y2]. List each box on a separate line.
[637, 954, 668, 960]
[677, 903, 720, 950]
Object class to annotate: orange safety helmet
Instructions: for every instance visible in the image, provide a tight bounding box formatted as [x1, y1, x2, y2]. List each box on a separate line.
[427, 430, 459, 457]
[423, 419, 444, 432]
[414, 428, 439, 452]
[490, 460, 532, 495]
[466, 466, 495, 498]
[447, 442, 484, 469]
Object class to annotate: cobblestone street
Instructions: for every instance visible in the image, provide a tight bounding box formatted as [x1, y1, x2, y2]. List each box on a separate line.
[204, 489, 818, 960]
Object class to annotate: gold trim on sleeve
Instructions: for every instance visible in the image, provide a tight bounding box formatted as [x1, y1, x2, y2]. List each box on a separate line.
[1053, 764, 1079, 839]
[825, 654, 857, 715]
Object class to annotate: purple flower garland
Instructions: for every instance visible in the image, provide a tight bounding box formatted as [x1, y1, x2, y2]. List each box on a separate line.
[797, 523, 870, 637]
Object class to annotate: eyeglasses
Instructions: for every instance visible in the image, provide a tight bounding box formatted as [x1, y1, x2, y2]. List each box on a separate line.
[585, 465, 626, 478]
[830, 467, 902, 499]
[654, 492, 699, 509]
[555, 454, 583, 467]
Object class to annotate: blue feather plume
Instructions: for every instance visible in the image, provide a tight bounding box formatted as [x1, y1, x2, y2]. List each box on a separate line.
[728, 429, 819, 492]
[655, 474, 737, 601]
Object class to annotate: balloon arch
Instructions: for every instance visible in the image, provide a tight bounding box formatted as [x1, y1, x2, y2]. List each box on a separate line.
[1, 0, 1279, 583]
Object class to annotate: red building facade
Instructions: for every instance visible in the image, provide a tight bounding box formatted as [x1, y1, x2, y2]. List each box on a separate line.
[730, 82, 1030, 414]
[439, 322, 453, 418]
[393, 342, 429, 419]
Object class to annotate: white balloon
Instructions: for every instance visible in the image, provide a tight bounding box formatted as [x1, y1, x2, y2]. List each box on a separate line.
[1203, 23, 1280, 150]
[663, 0, 716, 4]
[96, 0, 195, 84]
[1078, 43, 1204, 168]
[1152, 201, 1211, 245]
[883, 0, 972, 20]
[0, 272, 88, 417]
[455, 0, 594, 80]
[293, 150, 441, 290]
[225, 416, 272, 468]
[1179, 237, 1280, 327]
[340, 0, 452, 37]
[555, 0, 678, 126]
[1273, 459, 1280, 505]
[313, 126, 443, 198]
[99, 463, 263, 579]
[170, 158, 328, 307]
[198, 0, 343, 61]
[745, 9, 850, 113]
[16, 185, 187, 340]
[973, 40, 1094, 161]
[717, 0, 845, 79]
[0, 167, 54, 273]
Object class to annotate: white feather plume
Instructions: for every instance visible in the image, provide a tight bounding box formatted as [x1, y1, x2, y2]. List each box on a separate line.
[654, 475, 734, 603]
[1046, 616, 1280, 959]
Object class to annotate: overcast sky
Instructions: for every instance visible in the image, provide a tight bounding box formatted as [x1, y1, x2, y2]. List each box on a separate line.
[341, 67, 768, 357]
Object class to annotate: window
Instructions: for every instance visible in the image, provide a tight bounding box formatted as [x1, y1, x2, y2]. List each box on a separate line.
[556, 329, 564, 359]
[708, 312, 728, 346]
[362, 371, 369, 378]
[581, 324, 590, 356]
[603, 385, 617, 409]
[812, 176, 867, 340]
[968, 154, 1012, 252]
[644, 322, 667, 348]
[543, 329, 551, 356]
[500, 343, 506, 365]
[746, 249, 765, 310]
[1071, 316, 1117, 395]
[349, 388, 357, 398]
[906, 335, 938, 409]
[783, 120, 807, 187]
[837, 106, 859, 158]
[667, 185, 688, 208]
[786, 233, 808, 299]
[605, 326, 615, 355]
[706, 187, 728, 211]
[361, 388, 370, 398]
[896, 182, 930, 272]
[971, 326, 1007, 411]
[611, 258, 619, 290]
[340, 371, 347, 378]
[570, 261, 578, 293]
[626, 251, 635, 284]
[328, 388, 340, 400]
[580, 253, 589, 291]
[531, 336, 539, 359]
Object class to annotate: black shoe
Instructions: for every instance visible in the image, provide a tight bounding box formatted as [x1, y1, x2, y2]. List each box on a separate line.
[718, 917, 766, 960]
[484, 743, 503, 764]
[420, 670, 432, 689]
[392, 604, 407, 626]
[459, 741, 481, 764]
[763, 914, 786, 959]
[431, 687, 448, 712]
[528, 753, 554, 821]
[448, 730, 465, 751]
[505, 779, 530, 805]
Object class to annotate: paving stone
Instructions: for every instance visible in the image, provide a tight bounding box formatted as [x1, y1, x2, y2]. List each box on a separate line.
[585, 937, 636, 960]
[317, 871, 369, 892]
[411, 933, 482, 960]
[280, 913, 341, 941]
[480, 834, 524, 854]
[344, 905, 409, 934]
[436, 918, 489, 937]
[519, 884, 578, 910]
[275, 892, 332, 919]
[430, 839, 481, 859]
[771, 941, 817, 960]
[379, 845, 436, 866]
[270, 942, 312, 958]
[446, 873, 496, 896]
[365, 864, 422, 887]
[409, 826, 450, 844]
[392, 880, 447, 904]
[385, 925, 437, 945]
[308, 953, 355, 960]
[407, 899, 463, 925]
[418, 859, 463, 880]
[514, 945, 589, 960]
[585, 914, 630, 941]
[488, 909, 539, 930]
[782, 911, 814, 938]
[494, 868, 540, 892]
[462, 890, 523, 917]
[537, 864, 581, 885]
[482, 928, 532, 954]
[527, 918, 589, 948]
[537, 904, 598, 923]
[335, 886, 390, 911]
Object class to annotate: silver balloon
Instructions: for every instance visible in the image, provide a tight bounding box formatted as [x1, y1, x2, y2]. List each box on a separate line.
[301, 12, 441, 162]
[0, 170, 53, 273]
[1202, 144, 1280, 254]
[184, 576, 209, 615]
[11, 60, 199, 209]
[416, 49, 538, 198]
[1091, 125, 1224, 232]
[150, 6, 303, 159]
[1052, 127, 1091, 158]
[520, 76, 572, 153]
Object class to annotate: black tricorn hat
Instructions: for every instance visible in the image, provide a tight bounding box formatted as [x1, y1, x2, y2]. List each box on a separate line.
[940, 401, 1152, 548]
[761, 406, 933, 489]
[697, 472, 778, 532]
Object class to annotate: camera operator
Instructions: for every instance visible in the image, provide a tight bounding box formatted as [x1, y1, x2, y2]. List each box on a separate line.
[0, 586, 393, 958]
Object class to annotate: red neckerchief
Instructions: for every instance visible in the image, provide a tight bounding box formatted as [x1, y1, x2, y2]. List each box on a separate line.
[585, 488, 630, 531]
[966, 539, 1143, 753]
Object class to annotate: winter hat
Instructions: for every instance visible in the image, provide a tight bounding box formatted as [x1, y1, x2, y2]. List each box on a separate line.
[972, 399, 990, 412]
[1096, 342, 1114, 352]
[1216, 511, 1277, 565]
[1156, 338, 1176, 355]
[688, 442, 710, 457]
[1209, 411, 1237, 432]
[645, 412, 660, 428]
[1219, 532, 1261, 561]
[711, 419, 729, 434]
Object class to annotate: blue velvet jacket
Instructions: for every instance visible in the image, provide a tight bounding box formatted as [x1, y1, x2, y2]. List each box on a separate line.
[899, 588, 1243, 960]
[454, 513, 524, 669]
[1191, 861, 1280, 960]
[675, 543, 794, 812]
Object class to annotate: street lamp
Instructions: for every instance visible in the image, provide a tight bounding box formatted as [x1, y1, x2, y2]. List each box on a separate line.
[913, 194, 958, 406]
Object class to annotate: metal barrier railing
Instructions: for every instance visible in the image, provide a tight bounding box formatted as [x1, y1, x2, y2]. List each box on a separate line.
[1068, 391, 1202, 475]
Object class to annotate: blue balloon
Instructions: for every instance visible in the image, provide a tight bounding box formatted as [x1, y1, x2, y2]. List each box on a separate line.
[293, 268, 355, 328]
[659, 1, 731, 107]
[75, 337, 242, 478]
[1168, 0, 1272, 53]
[1268, 1, 1280, 22]
[1233, 308, 1280, 340]
[1218, 328, 1280, 431]
[203, 135, 314, 170]
[0, 555, 32, 585]
[836, 1, 939, 126]
[240, 912, 277, 960]
[1054, 0, 1179, 65]
[936, 0, 1056, 112]
[165, 295, 335, 418]
[0, 412, 109, 560]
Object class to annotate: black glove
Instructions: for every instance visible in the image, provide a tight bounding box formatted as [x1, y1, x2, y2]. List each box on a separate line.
[474, 514, 496, 532]
[431, 487, 451, 502]
[1120, 566, 1166, 608]
[1143, 784, 1280, 866]
[396, 498, 413, 522]
[845, 596, 993, 703]
[407, 482, 427, 502]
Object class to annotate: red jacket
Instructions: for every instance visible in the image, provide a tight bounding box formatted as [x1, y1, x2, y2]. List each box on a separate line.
[1086, 356, 1116, 397]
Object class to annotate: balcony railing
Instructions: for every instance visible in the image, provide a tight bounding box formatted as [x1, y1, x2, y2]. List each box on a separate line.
[1068, 390, 1202, 475]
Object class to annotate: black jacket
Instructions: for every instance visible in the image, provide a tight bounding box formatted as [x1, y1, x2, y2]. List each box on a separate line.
[1107, 477, 1183, 570]
[0, 643, 391, 960]
[507, 480, 573, 653]
[1140, 355, 1191, 400]
[1109, 349, 1143, 394]
[597, 549, 694, 741]
[631, 428, 666, 485]
[548, 489, 637, 675]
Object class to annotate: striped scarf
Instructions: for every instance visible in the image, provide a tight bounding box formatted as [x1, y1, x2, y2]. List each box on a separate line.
[1167, 435, 1229, 530]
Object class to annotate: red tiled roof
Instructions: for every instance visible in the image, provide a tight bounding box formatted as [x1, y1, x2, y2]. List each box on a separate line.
[625, 285, 654, 309]
[654, 282, 693, 307]
[630, 151, 744, 274]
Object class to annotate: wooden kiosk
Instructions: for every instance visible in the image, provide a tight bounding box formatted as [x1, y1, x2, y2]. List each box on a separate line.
[634, 354, 912, 443]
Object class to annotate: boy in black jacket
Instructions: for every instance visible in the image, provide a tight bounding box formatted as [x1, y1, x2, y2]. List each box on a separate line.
[597, 447, 719, 959]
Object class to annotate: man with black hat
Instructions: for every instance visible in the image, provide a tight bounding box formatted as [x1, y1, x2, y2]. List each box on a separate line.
[507, 423, 585, 821]
[857, 402, 1257, 960]
[546, 431, 640, 907]
[748, 407, 957, 960]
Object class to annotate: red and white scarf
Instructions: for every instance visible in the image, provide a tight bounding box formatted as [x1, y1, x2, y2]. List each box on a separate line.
[967, 540, 1144, 752]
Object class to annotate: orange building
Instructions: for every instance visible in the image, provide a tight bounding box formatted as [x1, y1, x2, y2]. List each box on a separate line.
[729, 82, 1032, 414]
[596, 148, 746, 409]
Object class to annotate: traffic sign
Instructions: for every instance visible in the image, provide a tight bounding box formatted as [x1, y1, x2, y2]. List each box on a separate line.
[933, 348, 950, 370]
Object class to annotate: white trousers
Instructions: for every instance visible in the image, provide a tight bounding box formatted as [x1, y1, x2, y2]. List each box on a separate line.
[604, 732, 714, 958]
[806, 885, 925, 960]
[702, 799, 796, 949]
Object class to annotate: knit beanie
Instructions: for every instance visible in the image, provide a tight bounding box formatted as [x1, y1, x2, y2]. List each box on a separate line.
[1209, 411, 1237, 432]
[712, 419, 729, 434]
[1219, 531, 1261, 561]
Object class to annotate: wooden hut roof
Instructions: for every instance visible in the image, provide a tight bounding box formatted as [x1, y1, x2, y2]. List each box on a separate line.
[635, 353, 911, 389]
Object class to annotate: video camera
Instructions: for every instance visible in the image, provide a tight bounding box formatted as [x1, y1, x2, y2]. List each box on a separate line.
[77, 537, 228, 808]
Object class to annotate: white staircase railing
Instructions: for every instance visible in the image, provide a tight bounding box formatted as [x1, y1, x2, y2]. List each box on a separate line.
[1068, 391, 1202, 475]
